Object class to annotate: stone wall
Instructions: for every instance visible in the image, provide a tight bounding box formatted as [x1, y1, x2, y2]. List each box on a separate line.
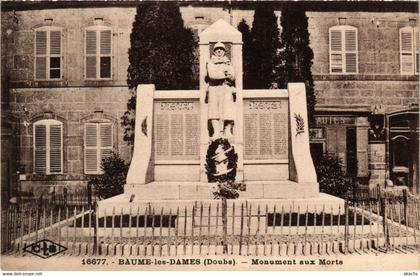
[314, 80, 419, 112]
[10, 87, 131, 189]
[4, 7, 136, 86]
[308, 11, 419, 112]
[309, 11, 419, 75]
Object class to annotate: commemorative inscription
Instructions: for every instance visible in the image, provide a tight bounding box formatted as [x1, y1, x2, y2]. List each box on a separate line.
[244, 100, 288, 160]
[154, 101, 200, 160]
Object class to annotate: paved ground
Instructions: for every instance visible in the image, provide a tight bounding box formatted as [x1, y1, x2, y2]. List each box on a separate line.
[1, 252, 419, 271]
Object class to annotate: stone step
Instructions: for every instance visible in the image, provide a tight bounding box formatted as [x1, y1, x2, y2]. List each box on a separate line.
[124, 181, 319, 201]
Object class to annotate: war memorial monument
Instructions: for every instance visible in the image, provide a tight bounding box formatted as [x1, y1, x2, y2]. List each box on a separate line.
[98, 19, 343, 215]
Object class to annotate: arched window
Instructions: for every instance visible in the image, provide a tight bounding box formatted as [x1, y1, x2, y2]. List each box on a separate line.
[34, 26, 62, 80]
[329, 25, 358, 74]
[84, 24, 112, 80]
[33, 119, 63, 174]
[84, 122, 113, 174]
[399, 26, 419, 75]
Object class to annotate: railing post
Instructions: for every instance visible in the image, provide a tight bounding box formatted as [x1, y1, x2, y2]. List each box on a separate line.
[403, 189, 408, 224]
[239, 203, 244, 255]
[222, 198, 227, 254]
[93, 202, 98, 255]
[381, 189, 390, 250]
[344, 197, 349, 254]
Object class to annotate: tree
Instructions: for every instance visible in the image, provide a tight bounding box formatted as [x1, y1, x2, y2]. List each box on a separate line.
[88, 152, 129, 200]
[237, 19, 252, 89]
[247, 2, 281, 89]
[278, 3, 316, 126]
[122, 2, 197, 145]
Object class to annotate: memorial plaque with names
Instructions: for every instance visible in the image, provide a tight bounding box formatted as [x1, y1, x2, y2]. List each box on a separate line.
[154, 101, 200, 160]
[244, 100, 288, 160]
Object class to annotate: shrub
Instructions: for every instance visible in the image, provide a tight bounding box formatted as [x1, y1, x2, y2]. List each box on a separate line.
[88, 152, 129, 200]
[314, 153, 350, 198]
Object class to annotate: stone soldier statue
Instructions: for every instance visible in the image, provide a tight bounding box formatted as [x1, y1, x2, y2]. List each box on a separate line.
[205, 42, 236, 140]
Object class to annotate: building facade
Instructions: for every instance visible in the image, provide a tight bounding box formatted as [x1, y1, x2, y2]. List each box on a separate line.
[1, 1, 418, 202]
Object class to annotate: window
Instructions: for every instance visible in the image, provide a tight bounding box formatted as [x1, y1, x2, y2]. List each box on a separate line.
[400, 26, 419, 75]
[34, 26, 62, 80]
[329, 25, 358, 74]
[33, 119, 63, 174]
[85, 26, 112, 79]
[84, 123, 113, 174]
[310, 127, 325, 164]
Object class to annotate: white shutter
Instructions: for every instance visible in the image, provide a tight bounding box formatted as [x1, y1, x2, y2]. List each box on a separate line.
[330, 29, 343, 73]
[99, 123, 113, 165]
[100, 123, 113, 148]
[100, 30, 111, 55]
[34, 125, 47, 173]
[85, 30, 97, 79]
[49, 124, 62, 173]
[85, 123, 99, 174]
[100, 30, 112, 78]
[35, 31, 47, 79]
[86, 30, 97, 55]
[400, 27, 414, 75]
[344, 29, 357, 73]
[49, 30, 62, 79]
[415, 28, 419, 74]
[50, 31, 61, 55]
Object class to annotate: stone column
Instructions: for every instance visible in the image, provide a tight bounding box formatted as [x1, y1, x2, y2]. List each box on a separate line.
[287, 83, 317, 183]
[125, 84, 155, 193]
[368, 143, 386, 188]
[355, 117, 369, 177]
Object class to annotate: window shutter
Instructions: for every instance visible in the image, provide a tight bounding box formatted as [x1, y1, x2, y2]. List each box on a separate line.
[85, 30, 97, 78]
[49, 124, 62, 173]
[85, 124, 98, 173]
[330, 29, 343, 73]
[100, 123, 113, 163]
[50, 31, 61, 55]
[415, 29, 419, 74]
[86, 30, 97, 55]
[35, 31, 47, 55]
[344, 29, 357, 73]
[100, 123, 113, 148]
[34, 125, 47, 174]
[400, 27, 414, 74]
[35, 31, 47, 79]
[100, 30, 112, 78]
[100, 30, 111, 55]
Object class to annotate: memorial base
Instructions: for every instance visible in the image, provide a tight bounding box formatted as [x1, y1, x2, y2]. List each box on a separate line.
[122, 180, 318, 201]
[97, 191, 343, 217]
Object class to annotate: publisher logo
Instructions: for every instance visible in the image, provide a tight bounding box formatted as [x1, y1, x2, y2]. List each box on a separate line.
[24, 239, 67, 258]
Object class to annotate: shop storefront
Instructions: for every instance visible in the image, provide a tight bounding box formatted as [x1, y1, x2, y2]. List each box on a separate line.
[311, 113, 369, 183]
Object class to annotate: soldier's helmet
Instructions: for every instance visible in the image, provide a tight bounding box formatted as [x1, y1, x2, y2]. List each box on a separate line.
[214, 42, 226, 51]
